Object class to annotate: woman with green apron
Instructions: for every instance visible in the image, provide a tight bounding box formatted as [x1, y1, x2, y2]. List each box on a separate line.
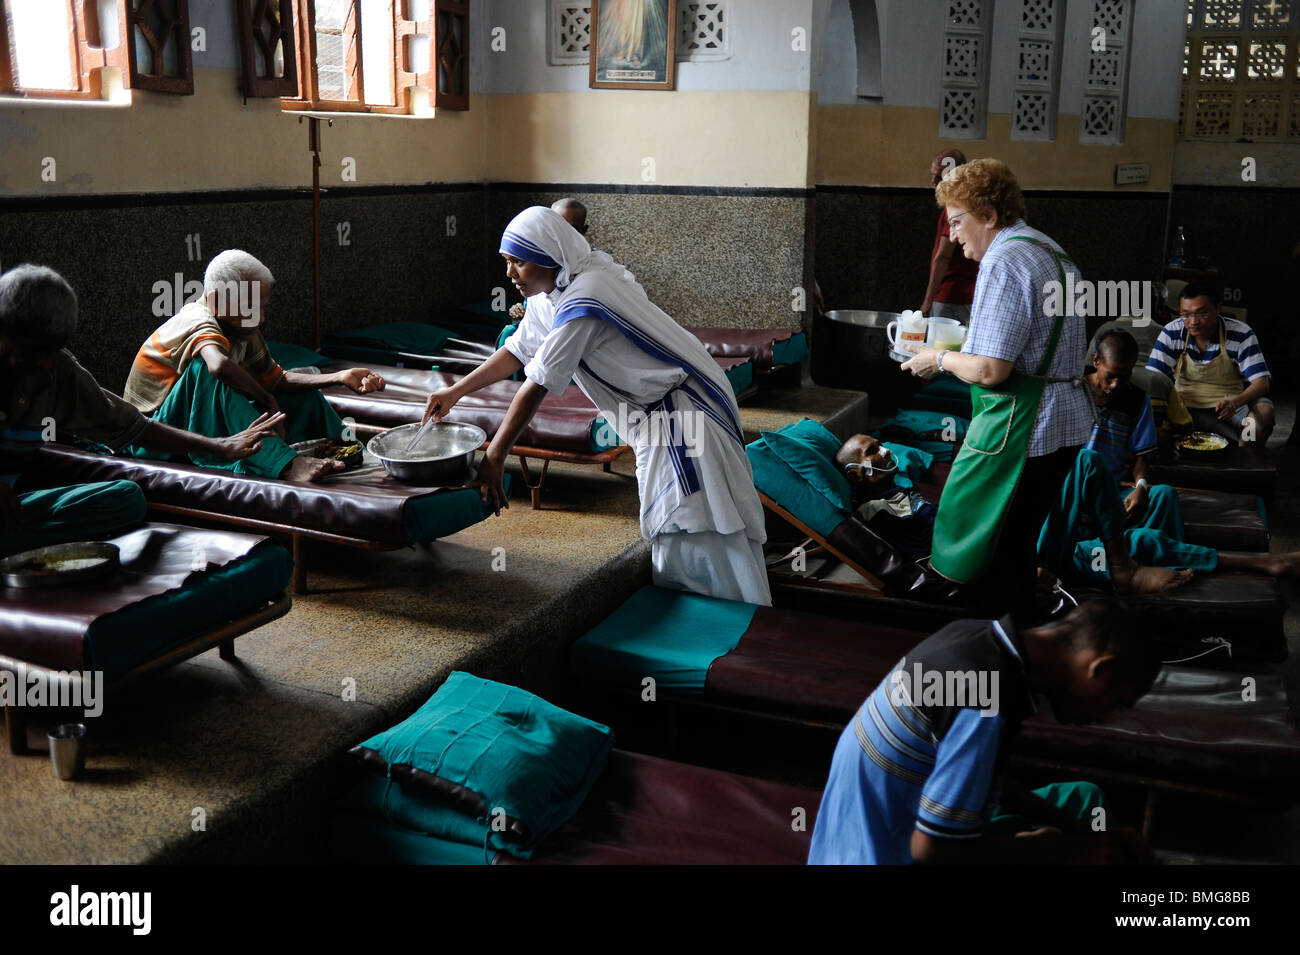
[902, 159, 1092, 623]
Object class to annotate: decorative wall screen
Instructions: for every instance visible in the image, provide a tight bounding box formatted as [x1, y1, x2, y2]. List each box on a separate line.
[1180, 0, 1300, 141]
[1012, 0, 1064, 140]
[1079, 0, 1133, 143]
[939, 0, 994, 139]
[548, 0, 591, 65]
[237, 0, 298, 97]
[677, 1, 730, 61]
[548, 1, 730, 65]
[127, 0, 194, 94]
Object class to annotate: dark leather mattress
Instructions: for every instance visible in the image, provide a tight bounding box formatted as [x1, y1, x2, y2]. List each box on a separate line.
[686, 327, 802, 369]
[701, 606, 1299, 795]
[0, 523, 282, 673]
[321, 364, 611, 454]
[496, 749, 817, 865]
[1147, 443, 1278, 503]
[24, 445, 473, 546]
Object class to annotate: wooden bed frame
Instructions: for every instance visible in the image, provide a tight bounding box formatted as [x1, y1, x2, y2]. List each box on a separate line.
[757, 491, 888, 596]
[2, 590, 291, 755]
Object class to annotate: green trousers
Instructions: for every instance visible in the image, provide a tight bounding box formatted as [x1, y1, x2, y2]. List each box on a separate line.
[4, 480, 147, 556]
[988, 780, 1106, 833]
[134, 360, 345, 479]
[1037, 449, 1218, 584]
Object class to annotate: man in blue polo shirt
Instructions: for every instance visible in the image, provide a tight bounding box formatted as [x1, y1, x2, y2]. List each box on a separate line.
[1146, 281, 1273, 445]
[808, 600, 1157, 865]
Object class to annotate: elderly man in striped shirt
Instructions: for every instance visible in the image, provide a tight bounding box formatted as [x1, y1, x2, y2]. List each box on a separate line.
[1146, 281, 1274, 446]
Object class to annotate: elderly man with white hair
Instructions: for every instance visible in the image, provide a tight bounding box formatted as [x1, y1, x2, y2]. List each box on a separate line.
[0, 264, 281, 554]
[123, 250, 384, 482]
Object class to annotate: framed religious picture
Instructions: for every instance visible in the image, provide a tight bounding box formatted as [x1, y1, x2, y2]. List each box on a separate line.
[590, 0, 677, 91]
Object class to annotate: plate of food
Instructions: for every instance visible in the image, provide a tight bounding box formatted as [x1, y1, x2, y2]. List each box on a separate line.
[292, 438, 369, 470]
[1176, 431, 1230, 454]
[1, 541, 120, 589]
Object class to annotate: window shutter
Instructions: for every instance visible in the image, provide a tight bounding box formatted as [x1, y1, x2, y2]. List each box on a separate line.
[126, 0, 194, 94]
[237, 0, 299, 97]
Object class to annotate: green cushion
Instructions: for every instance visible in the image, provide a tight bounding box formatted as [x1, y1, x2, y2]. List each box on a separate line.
[779, 416, 843, 461]
[266, 340, 333, 370]
[356, 671, 613, 859]
[330, 784, 490, 865]
[724, 359, 754, 396]
[747, 440, 846, 539]
[761, 429, 853, 513]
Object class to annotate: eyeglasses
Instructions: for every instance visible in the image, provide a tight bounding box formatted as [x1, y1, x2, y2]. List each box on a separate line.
[948, 212, 970, 231]
[1179, 308, 1215, 320]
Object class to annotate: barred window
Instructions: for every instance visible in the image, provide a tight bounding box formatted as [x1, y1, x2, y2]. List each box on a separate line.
[939, 0, 993, 140]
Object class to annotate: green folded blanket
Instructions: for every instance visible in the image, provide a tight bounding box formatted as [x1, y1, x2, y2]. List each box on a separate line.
[351, 671, 613, 859]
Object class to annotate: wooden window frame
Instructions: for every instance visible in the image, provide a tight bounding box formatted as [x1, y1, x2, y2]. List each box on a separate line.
[283, 0, 465, 114]
[237, 0, 300, 98]
[125, 0, 194, 94]
[0, 0, 129, 99]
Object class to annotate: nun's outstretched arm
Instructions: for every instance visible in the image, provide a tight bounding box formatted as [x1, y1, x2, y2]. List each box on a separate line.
[473, 378, 549, 515]
[422, 347, 524, 425]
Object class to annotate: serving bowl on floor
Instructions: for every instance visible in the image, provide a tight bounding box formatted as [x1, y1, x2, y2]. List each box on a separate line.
[367, 422, 487, 486]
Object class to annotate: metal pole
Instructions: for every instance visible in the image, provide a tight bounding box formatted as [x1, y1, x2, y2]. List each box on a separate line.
[309, 116, 323, 350]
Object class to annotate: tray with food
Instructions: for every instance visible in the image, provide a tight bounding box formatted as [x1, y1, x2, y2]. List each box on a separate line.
[1, 541, 120, 589]
[291, 438, 369, 470]
[1177, 431, 1231, 455]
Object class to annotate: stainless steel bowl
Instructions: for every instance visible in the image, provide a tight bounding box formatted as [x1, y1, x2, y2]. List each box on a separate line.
[367, 421, 487, 486]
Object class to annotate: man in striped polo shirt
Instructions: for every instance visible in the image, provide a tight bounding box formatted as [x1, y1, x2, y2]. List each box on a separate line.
[808, 601, 1157, 865]
[1145, 281, 1274, 446]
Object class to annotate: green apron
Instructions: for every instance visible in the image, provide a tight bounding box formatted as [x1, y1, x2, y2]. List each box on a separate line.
[930, 237, 1078, 583]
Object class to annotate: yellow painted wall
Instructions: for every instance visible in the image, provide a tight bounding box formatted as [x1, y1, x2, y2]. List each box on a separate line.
[482, 91, 815, 188]
[0, 70, 485, 196]
[815, 105, 1176, 192]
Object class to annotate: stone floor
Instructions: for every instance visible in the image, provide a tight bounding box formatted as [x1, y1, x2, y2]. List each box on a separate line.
[0, 378, 868, 864]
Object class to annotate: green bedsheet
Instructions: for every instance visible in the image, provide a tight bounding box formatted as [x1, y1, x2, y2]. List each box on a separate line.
[403, 475, 510, 544]
[330, 783, 491, 865]
[725, 358, 754, 396]
[568, 585, 758, 695]
[88, 543, 292, 679]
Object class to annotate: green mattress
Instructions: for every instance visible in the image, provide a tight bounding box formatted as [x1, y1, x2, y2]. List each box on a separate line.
[568, 585, 758, 695]
[88, 542, 292, 679]
[403, 476, 511, 544]
[725, 358, 755, 396]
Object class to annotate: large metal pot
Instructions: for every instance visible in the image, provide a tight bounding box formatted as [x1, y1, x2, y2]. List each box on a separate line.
[812, 309, 918, 413]
[367, 421, 487, 486]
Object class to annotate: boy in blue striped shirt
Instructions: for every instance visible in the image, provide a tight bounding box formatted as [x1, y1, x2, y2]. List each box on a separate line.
[809, 601, 1157, 865]
[1146, 282, 1273, 445]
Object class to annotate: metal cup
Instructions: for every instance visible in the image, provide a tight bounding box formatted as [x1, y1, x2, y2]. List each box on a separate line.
[48, 723, 87, 781]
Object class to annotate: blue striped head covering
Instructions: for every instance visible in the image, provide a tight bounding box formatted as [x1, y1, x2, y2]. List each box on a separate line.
[499, 206, 593, 288]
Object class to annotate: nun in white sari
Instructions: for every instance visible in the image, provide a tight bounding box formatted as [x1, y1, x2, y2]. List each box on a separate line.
[423, 206, 771, 606]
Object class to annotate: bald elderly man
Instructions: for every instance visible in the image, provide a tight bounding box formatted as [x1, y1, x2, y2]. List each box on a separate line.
[0, 264, 279, 555]
[124, 250, 384, 482]
[921, 149, 979, 323]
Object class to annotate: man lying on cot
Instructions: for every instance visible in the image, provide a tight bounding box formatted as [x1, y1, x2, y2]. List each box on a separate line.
[809, 599, 1157, 864]
[837, 435, 1300, 594]
[123, 250, 385, 483]
[0, 264, 280, 555]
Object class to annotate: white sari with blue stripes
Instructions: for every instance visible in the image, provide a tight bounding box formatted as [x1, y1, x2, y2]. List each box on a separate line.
[500, 207, 769, 603]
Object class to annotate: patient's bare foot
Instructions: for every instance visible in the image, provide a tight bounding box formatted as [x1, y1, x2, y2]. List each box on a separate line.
[1111, 561, 1194, 596]
[1253, 552, 1300, 578]
[283, 455, 345, 482]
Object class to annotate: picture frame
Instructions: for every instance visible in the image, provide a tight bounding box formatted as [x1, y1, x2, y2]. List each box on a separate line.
[589, 0, 677, 91]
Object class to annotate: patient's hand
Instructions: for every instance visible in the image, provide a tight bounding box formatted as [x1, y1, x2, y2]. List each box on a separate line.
[1123, 484, 1146, 518]
[508, 302, 525, 320]
[338, 367, 385, 394]
[0, 483, 21, 536]
[220, 412, 287, 459]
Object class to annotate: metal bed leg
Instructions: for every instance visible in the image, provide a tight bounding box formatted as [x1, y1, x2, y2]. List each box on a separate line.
[218, 637, 236, 662]
[602, 461, 612, 473]
[516, 454, 549, 510]
[1141, 790, 1158, 843]
[291, 534, 308, 595]
[4, 703, 28, 755]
